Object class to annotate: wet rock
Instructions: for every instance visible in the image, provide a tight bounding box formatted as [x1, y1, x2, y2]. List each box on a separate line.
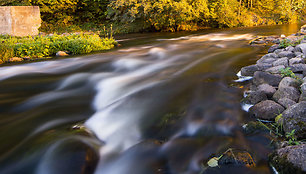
[241, 65, 259, 76]
[278, 51, 295, 58]
[218, 149, 255, 167]
[253, 71, 282, 87]
[270, 144, 306, 173]
[244, 91, 267, 104]
[56, 51, 69, 57]
[268, 45, 280, 53]
[257, 83, 276, 98]
[257, 63, 273, 71]
[282, 102, 306, 139]
[277, 98, 296, 109]
[278, 77, 301, 89]
[9, 57, 23, 62]
[273, 86, 301, 102]
[289, 58, 304, 66]
[289, 64, 306, 73]
[265, 65, 285, 74]
[273, 57, 289, 67]
[249, 100, 285, 120]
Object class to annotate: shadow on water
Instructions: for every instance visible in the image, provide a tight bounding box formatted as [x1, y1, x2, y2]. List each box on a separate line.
[0, 23, 303, 174]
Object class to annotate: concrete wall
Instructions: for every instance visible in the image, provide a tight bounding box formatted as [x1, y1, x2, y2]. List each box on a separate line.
[0, 6, 41, 36]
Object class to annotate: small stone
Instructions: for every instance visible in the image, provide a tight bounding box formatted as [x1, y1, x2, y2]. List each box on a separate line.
[9, 57, 24, 62]
[56, 51, 69, 57]
[257, 84, 276, 98]
[289, 58, 304, 66]
[273, 57, 289, 67]
[278, 51, 295, 58]
[249, 100, 285, 120]
[241, 65, 259, 76]
[277, 98, 296, 109]
[265, 65, 285, 74]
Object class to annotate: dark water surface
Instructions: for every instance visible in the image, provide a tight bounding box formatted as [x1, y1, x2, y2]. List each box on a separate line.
[0, 24, 303, 174]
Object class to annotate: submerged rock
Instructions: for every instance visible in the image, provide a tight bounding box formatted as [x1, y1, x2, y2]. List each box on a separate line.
[249, 100, 285, 120]
[270, 144, 306, 174]
[282, 102, 306, 139]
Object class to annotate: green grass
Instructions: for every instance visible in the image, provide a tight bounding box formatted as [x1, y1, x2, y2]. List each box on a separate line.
[0, 33, 117, 62]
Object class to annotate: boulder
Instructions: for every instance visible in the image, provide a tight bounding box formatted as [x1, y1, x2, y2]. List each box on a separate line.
[257, 83, 276, 98]
[289, 58, 304, 66]
[270, 144, 306, 173]
[289, 64, 306, 73]
[284, 46, 295, 52]
[282, 102, 306, 139]
[268, 45, 280, 53]
[273, 86, 301, 102]
[241, 65, 259, 76]
[262, 53, 278, 58]
[244, 91, 267, 104]
[274, 49, 284, 54]
[257, 63, 273, 71]
[277, 98, 296, 109]
[295, 43, 306, 55]
[253, 71, 282, 87]
[278, 51, 296, 58]
[249, 100, 285, 120]
[265, 65, 285, 74]
[273, 57, 289, 67]
[256, 58, 276, 65]
[278, 77, 301, 89]
[56, 51, 69, 57]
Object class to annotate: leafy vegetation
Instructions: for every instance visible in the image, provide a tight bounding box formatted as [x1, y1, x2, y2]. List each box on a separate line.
[0, 0, 305, 33]
[0, 34, 117, 62]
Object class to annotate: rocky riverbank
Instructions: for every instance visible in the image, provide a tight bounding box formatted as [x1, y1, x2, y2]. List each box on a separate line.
[240, 25, 306, 173]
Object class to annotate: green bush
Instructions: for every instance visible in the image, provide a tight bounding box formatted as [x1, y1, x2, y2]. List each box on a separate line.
[0, 34, 117, 62]
[0, 42, 14, 62]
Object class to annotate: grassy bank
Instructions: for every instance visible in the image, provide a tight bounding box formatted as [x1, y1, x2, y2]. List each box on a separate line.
[0, 33, 117, 63]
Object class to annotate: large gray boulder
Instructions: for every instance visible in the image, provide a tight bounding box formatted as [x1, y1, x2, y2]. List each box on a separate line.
[295, 43, 306, 55]
[273, 57, 289, 67]
[289, 63, 306, 73]
[265, 65, 285, 74]
[257, 83, 276, 98]
[278, 51, 296, 58]
[282, 102, 306, 139]
[270, 144, 306, 173]
[273, 86, 301, 102]
[289, 58, 304, 66]
[244, 91, 267, 104]
[253, 71, 282, 87]
[277, 98, 296, 109]
[241, 64, 259, 76]
[249, 100, 285, 120]
[278, 77, 301, 89]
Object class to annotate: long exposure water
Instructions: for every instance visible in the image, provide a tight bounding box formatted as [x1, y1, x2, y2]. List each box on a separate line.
[0, 24, 303, 174]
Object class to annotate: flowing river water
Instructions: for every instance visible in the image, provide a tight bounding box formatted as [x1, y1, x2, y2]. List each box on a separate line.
[0, 24, 303, 174]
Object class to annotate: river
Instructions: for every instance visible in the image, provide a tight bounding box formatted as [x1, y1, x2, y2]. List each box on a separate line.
[0, 24, 303, 174]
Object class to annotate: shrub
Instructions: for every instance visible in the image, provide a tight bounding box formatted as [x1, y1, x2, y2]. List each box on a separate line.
[0, 34, 117, 62]
[0, 42, 14, 62]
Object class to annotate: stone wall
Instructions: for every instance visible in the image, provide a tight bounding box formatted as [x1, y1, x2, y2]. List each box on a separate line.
[0, 6, 41, 36]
